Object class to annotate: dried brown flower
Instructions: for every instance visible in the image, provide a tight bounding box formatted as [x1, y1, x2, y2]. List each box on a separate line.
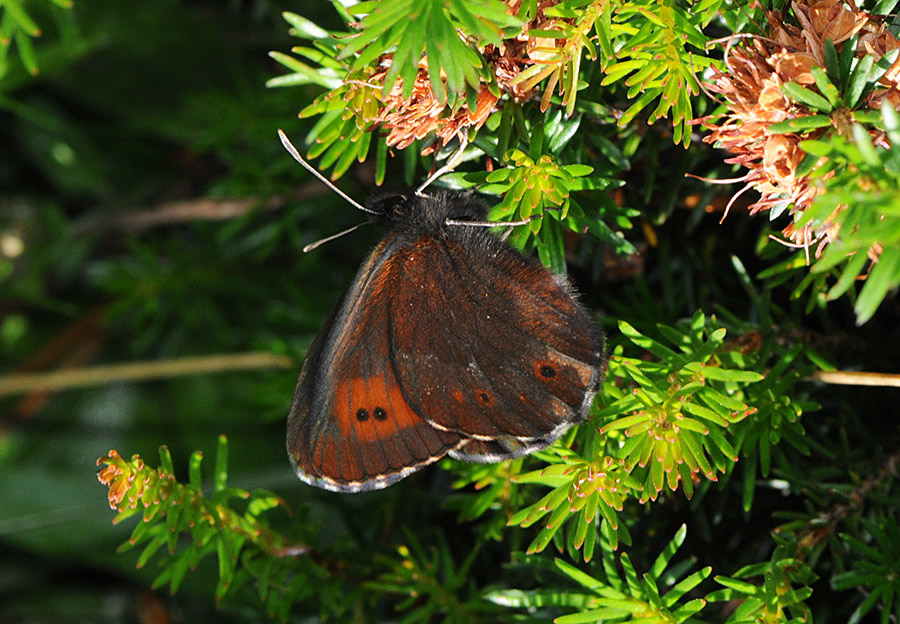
[368, 58, 502, 154]
[700, 0, 900, 261]
[353, 0, 595, 155]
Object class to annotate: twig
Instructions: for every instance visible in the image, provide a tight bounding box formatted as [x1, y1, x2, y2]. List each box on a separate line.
[806, 369, 900, 388]
[0, 352, 295, 397]
[73, 183, 329, 235]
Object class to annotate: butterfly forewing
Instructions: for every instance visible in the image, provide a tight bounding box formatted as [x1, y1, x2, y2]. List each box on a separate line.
[287, 239, 466, 492]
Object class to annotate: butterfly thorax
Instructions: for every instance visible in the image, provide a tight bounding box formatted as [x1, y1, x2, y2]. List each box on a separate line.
[371, 189, 488, 238]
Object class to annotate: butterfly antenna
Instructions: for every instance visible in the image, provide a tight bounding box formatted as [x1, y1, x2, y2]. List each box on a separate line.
[446, 213, 541, 242]
[277, 129, 377, 215]
[415, 129, 469, 197]
[445, 214, 540, 228]
[302, 221, 370, 253]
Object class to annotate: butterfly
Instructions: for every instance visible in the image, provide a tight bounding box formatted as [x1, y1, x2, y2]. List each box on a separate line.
[280, 131, 605, 492]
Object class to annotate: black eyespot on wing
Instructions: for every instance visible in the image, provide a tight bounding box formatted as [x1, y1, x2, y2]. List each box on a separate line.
[356, 408, 370, 422]
[540, 365, 556, 378]
[373, 406, 388, 421]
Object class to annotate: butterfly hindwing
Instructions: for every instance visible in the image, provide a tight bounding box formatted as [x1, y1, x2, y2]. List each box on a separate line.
[449, 436, 556, 463]
[389, 230, 603, 446]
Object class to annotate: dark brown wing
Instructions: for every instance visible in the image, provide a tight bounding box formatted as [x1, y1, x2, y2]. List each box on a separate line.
[287, 237, 465, 493]
[389, 232, 604, 455]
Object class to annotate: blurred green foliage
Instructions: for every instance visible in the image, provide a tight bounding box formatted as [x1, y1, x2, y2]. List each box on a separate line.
[0, 0, 73, 79]
[2, 0, 900, 622]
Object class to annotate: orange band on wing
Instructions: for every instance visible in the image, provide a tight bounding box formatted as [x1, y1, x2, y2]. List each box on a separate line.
[334, 377, 424, 442]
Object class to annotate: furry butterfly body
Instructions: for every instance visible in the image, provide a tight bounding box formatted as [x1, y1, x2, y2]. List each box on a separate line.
[288, 190, 604, 492]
